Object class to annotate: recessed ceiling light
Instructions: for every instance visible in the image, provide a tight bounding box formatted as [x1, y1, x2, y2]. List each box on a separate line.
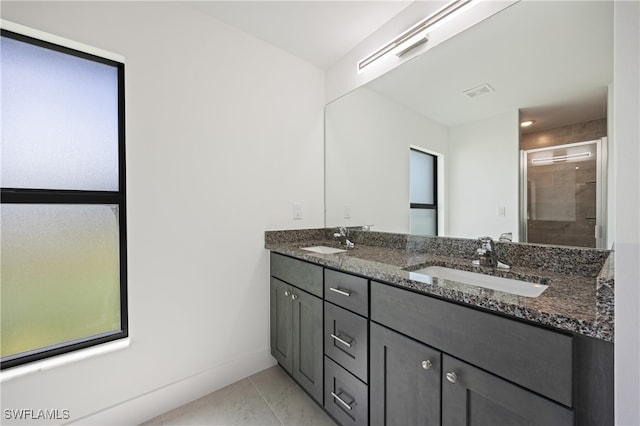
[520, 120, 535, 127]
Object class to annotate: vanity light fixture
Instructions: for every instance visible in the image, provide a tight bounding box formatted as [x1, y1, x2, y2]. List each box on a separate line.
[357, 0, 475, 71]
[520, 120, 535, 127]
[531, 151, 591, 164]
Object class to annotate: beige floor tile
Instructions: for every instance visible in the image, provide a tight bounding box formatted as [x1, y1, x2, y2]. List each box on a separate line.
[138, 365, 336, 426]
[249, 366, 336, 426]
[161, 378, 280, 426]
[139, 415, 164, 426]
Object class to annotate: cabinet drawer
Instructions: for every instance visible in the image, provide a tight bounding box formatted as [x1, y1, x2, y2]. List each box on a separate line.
[371, 281, 573, 407]
[324, 356, 368, 426]
[324, 302, 368, 382]
[324, 269, 368, 316]
[270, 252, 322, 297]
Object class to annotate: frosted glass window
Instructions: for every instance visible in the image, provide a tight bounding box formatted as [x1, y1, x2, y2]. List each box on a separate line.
[1, 28, 126, 370]
[1, 204, 121, 359]
[410, 150, 436, 205]
[410, 208, 437, 236]
[1, 36, 120, 191]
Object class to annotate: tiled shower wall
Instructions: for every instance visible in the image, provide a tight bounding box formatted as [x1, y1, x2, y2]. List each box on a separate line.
[521, 118, 606, 150]
[521, 118, 607, 247]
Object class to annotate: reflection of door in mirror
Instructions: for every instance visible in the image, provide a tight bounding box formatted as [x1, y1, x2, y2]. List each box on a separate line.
[521, 133, 607, 248]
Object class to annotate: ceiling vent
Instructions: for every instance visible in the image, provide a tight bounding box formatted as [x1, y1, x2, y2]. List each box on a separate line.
[463, 83, 494, 99]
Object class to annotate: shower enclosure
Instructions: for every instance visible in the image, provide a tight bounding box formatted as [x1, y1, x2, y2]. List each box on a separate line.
[520, 138, 608, 248]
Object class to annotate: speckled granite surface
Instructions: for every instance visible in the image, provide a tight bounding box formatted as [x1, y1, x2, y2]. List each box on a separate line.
[265, 228, 614, 342]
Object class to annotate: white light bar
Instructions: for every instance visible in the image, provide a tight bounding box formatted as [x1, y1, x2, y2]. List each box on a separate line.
[531, 152, 592, 164]
[358, 0, 474, 71]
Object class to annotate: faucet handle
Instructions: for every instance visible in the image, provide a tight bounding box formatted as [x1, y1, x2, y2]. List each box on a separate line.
[477, 236, 494, 251]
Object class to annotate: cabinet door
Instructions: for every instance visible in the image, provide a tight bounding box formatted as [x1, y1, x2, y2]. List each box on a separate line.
[292, 288, 323, 403]
[370, 323, 441, 426]
[270, 278, 293, 372]
[442, 355, 574, 426]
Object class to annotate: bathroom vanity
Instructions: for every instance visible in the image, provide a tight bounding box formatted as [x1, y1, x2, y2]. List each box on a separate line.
[266, 229, 614, 426]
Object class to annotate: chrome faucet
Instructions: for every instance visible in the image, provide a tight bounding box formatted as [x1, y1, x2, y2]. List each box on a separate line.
[472, 236, 510, 269]
[333, 226, 355, 249]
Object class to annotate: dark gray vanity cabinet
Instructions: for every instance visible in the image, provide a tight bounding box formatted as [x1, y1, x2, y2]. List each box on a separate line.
[268, 251, 610, 426]
[370, 280, 574, 426]
[370, 322, 573, 426]
[442, 355, 574, 426]
[370, 323, 441, 426]
[270, 253, 323, 403]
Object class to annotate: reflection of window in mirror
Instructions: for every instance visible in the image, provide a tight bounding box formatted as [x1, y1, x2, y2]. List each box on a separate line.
[410, 148, 438, 236]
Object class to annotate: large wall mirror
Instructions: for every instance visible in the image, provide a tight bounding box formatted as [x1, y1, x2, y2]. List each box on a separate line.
[325, 1, 613, 248]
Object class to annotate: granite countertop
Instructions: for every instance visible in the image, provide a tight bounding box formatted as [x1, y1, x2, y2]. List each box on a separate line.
[265, 229, 614, 343]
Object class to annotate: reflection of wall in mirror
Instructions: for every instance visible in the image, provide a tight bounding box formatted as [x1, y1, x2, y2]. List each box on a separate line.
[448, 111, 520, 241]
[325, 87, 448, 233]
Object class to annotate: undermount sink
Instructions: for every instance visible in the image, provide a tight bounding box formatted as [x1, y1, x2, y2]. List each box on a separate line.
[301, 246, 347, 254]
[409, 266, 548, 298]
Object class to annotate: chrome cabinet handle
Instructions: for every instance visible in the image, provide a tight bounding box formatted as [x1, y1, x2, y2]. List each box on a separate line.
[331, 392, 353, 410]
[330, 334, 353, 348]
[421, 360, 433, 370]
[446, 372, 458, 384]
[291, 293, 298, 300]
[329, 287, 351, 297]
[284, 291, 290, 297]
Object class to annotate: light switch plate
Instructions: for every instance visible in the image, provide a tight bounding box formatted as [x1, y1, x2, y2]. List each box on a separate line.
[293, 204, 303, 220]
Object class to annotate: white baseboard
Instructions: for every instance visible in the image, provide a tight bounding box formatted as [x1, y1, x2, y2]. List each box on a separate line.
[71, 347, 275, 425]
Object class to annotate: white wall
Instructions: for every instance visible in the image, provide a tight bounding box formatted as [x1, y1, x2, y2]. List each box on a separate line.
[0, 2, 325, 424]
[447, 111, 520, 241]
[613, 1, 640, 424]
[325, 88, 448, 233]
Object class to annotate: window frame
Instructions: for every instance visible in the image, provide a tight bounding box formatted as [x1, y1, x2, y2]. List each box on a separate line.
[0, 27, 128, 370]
[409, 148, 438, 235]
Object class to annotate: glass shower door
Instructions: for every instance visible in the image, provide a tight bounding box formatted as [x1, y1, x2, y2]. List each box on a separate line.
[521, 139, 607, 248]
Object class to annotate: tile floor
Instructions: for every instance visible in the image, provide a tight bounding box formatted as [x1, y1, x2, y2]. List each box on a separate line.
[139, 365, 336, 426]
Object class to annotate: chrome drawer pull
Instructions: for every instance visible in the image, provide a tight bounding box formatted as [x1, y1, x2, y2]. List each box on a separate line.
[331, 392, 353, 410]
[330, 334, 353, 348]
[421, 360, 433, 370]
[446, 372, 458, 384]
[329, 287, 351, 297]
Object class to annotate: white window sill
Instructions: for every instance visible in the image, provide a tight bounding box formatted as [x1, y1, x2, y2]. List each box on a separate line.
[0, 338, 130, 383]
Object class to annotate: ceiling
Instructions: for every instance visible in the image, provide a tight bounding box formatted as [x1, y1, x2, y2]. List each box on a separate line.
[187, 1, 413, 69]
[187, 1, 612, 131]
